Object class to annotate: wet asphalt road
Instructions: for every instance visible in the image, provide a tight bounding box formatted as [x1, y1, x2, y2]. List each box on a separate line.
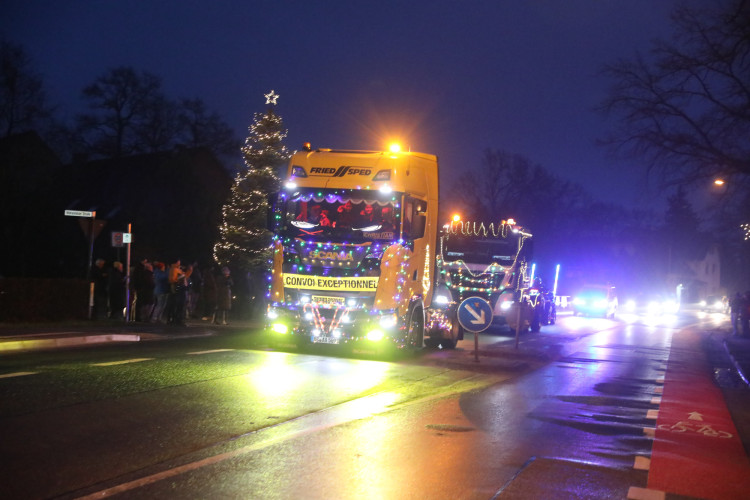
[0, 310, 748, 499]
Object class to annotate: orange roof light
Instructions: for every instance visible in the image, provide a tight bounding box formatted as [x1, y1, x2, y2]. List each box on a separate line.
[452, 214, 461, 222]
[714, 179, 725, 186]
[388, 143, 401, 153]
[507, 218, 516, 226]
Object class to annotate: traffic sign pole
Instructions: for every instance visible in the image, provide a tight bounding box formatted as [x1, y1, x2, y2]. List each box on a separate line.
[125, 223, 132, 323]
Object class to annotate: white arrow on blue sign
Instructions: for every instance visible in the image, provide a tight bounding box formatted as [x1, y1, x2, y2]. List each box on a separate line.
[457, 297, 493, 332]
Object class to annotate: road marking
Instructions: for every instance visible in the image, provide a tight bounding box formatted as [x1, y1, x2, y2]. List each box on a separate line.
[646, 409, 658, 420]
[187, 349, 235, 355]
[650, 397, 661, 405]
[92, 358, 153, 367]
[653, 386, 663, 394]
[0, 371, 38, 379]
[657, 417, 733, 438]
[655, 377, 664, 384]
[627, 486, 665, 500]
[633, 456, 651, 470]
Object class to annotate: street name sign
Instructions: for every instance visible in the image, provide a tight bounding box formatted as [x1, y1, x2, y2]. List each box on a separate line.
[64, 210, 94, 218]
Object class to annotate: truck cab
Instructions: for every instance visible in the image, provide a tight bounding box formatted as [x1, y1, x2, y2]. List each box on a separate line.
[266, 146, 447, 353]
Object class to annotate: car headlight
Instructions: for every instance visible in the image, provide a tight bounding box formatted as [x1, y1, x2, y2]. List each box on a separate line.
[500, 301, 513, 310]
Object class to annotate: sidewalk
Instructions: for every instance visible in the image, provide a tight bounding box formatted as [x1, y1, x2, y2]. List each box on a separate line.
[0, 318, 263, 354]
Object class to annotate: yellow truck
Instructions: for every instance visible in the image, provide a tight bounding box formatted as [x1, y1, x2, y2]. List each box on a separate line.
[266, 145, 455, 352]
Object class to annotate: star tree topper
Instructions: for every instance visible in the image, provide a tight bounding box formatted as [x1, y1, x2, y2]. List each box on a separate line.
[265, 90, 279, 105]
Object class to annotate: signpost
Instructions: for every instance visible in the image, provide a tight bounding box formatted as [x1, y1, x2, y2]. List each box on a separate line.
[457, 297, 493, 362]
[65, 209, 96, 319]
[124, 224, 132, 322]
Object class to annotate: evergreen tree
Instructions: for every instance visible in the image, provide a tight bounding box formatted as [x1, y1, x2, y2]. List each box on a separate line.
[213, 91, 290, 272]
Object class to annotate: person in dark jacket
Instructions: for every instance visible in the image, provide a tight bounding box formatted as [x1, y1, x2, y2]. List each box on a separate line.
[133, 258, 154, 322]
[91, 258, 109, 319]
[108, 261, 126, 320]
[215, 266, 233, 325]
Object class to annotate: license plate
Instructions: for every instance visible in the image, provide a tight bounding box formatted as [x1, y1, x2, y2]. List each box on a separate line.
[312, 336, 340, 344]
[312, 295, 345, 306]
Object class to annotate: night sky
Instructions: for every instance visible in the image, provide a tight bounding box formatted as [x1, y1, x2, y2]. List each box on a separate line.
[4, 1, 693, 210]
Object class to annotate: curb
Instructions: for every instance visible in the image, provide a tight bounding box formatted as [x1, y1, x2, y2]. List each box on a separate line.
[723, 339, 750, 387]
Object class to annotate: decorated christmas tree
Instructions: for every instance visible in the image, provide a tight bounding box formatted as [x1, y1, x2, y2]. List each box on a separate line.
[213, 91, 291, 272]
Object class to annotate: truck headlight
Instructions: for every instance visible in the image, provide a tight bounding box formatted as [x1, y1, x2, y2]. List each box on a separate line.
[379, 313, 398, 329]
[434, 295, 450, 306]
[367, 329, 385, 341]
[271, 323, 288, 334]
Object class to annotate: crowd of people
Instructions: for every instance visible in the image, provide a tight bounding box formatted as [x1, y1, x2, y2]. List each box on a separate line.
[90, 257, 257, 325]
[729, 291, 750, 337]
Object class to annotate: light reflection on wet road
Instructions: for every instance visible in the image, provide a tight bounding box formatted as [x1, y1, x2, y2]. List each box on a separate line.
[2, 310, 731, 499]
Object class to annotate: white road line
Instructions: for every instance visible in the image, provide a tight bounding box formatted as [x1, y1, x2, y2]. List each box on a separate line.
[0, 371, 39, 379]
[92, 358, 154, 367]
[646, 409, 659, 420]
[633, 456, 651, 470]
[187, 349, 235, 355]
[627, 486, 665, 500]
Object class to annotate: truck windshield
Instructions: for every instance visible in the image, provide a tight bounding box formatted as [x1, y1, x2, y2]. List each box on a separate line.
[443, 236, 518, 265]
[280, 189, 401, 242]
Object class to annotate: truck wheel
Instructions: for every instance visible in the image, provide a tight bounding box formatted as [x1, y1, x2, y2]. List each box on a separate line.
[440, 320, 461, 349]
[406, 305, 424, 350]
[530, 312, 541, 333]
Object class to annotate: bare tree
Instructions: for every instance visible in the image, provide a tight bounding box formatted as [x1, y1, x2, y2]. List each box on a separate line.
[599, 0, 750, 200]
[76, 66, 162, 158]
[0, 40, 53, 137]
[133, 94, 180, 153]
[177, 98, 240, 161]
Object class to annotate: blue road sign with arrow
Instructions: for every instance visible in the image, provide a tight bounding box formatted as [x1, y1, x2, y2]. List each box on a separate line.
[457, 297, 493, 332]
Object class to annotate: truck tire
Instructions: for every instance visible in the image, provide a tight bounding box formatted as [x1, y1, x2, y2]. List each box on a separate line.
[530, 310, 541, 332]
[406, 304, 425, 350]
[440, 320, 461, 349]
